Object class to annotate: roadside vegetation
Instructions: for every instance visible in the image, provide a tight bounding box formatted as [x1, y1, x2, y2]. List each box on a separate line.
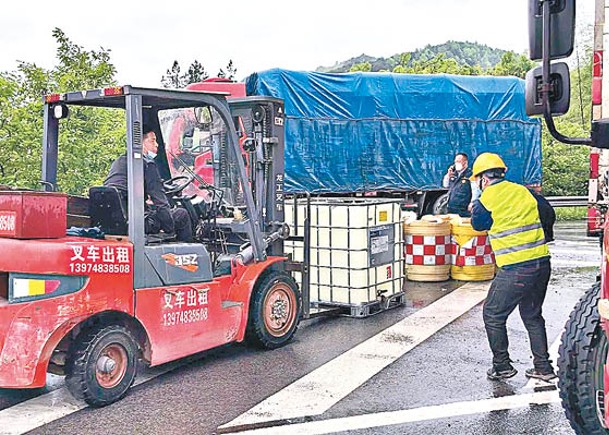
[555, 207, 587, 221]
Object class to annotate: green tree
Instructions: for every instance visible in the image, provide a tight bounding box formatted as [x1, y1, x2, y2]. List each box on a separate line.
[392, 54, 411, 73]
[218, 60, 237, 80]
[489, 52, 537, 79]
[349, 61, 372, 72]
[161, 60, 185, 88]
[185, 60, 208, 84]
[540, 121, 589, 196]
[395, 54, 481, 75]
[0, 28, 124, 195]
[162, 59, 220, 87]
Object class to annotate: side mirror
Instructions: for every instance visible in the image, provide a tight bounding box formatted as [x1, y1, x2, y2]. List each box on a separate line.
[525, 62, 571, 116]
[528, 0, 575, 61]
[592, 119, 609, 149]
[194, 106, 212, 131]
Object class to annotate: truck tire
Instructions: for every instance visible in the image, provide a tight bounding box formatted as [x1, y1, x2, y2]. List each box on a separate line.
[246, 271, 301, 349]
[65, 325, 138, 407]
[431, 193, 449, 216]
[558, 282, 609, 435]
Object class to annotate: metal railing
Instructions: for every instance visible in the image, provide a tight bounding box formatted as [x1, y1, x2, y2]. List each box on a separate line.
[547, 196, 587, 207]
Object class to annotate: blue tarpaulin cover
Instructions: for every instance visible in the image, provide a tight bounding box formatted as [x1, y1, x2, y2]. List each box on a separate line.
[245, 69, 542, 193]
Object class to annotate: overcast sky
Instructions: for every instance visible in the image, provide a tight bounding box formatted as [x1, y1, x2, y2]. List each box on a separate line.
[0, 0, 594, 87]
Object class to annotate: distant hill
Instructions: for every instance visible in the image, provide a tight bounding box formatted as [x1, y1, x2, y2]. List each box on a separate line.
[316, 41, 509, 73]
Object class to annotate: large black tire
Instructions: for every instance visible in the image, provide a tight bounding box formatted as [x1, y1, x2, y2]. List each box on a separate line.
[431, 193, 449, 216]
[65, 325, 138, 407]
[245, 271, 301, 349]
[558, 282, 609, 435]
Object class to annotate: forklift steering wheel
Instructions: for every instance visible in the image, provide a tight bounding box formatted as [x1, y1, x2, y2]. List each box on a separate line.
[163, 174, 194, 195]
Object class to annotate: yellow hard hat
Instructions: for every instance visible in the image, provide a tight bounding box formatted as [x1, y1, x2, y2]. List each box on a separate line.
[469, 152, 507, 180]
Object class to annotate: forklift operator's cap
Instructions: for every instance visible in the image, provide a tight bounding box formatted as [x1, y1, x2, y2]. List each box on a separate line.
[469, 152, 507, 181]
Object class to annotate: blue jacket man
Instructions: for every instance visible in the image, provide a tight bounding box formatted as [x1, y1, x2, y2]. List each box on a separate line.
[442, 152, 473, 217]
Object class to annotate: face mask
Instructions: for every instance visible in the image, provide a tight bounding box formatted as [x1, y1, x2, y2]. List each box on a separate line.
[471, 181, 481, 199]
[454, 163, 464, 172]
[146, 150, 157, 160]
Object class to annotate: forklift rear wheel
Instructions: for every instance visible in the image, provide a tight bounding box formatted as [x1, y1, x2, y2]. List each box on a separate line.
[558, 282, 609, 435]
[65, 325, 138, 407]
[246, 272, 301, 349]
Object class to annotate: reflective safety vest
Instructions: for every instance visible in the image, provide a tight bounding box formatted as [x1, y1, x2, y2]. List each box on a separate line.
[479, 180, 549, 267]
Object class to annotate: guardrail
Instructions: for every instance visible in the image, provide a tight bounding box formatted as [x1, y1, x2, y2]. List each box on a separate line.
[546, 196, 588, 207]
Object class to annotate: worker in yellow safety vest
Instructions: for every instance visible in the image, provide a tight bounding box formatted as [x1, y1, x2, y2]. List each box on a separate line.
[470, 152, 556, 382]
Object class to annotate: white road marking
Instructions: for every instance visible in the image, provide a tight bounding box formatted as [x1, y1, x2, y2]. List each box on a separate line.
[223, 391, 560, 435]
[550, 244, 599, 253]
[0, 359, 190, 435]
[219, 282, 490, 431]
[0, 388, 84, 435]
[552, 239, 598, 246]
[549, 242, 601, 258]
[551, 259, 600, 268]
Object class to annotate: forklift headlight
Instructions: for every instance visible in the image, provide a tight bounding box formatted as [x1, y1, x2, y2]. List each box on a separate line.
[8, 273, 86, 304]
[53, 104, 70, 120]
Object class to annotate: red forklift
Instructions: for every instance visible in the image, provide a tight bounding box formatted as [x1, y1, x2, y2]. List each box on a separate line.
[0, 86, 305, 406]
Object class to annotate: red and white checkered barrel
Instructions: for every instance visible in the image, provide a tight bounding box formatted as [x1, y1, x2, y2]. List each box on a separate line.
[450, 219, 495, 281]
[403, 218, 451, 282]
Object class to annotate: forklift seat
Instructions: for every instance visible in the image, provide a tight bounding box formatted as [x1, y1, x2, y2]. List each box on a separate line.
[89, 186, 128, 235]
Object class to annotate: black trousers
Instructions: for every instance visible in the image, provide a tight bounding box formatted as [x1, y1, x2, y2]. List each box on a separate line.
[482, 258, 552, 372]
[146, 207, 193, 242]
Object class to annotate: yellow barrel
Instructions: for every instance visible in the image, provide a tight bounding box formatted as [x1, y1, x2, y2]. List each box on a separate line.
[404, 217, 451, 282]
[450, 218, 495, 281]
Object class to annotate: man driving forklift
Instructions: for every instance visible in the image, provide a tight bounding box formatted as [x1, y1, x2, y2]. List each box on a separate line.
[104, 124, 193, 242]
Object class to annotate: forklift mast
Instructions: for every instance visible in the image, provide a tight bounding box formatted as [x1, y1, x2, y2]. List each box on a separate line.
[228, 97, 286, 257]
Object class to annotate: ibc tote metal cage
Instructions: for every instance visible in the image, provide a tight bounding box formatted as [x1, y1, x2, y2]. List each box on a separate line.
[285, 196, 405, 318]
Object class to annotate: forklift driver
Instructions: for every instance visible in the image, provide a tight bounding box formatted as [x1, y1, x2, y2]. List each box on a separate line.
[104, 128, 194, 242]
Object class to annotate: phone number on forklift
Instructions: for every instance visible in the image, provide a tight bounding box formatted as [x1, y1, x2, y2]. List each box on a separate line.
[163, 307, 209, 327]
[69, 263, 131, 274]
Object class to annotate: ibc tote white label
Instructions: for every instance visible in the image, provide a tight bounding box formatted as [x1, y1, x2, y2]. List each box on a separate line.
[371, 235, 389, 254]
[369, 225, 395, 266]
[0, 211, 17, 236]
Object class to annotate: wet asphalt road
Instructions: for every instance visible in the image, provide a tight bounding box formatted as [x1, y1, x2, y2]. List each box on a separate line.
[0, 220, 601, 435]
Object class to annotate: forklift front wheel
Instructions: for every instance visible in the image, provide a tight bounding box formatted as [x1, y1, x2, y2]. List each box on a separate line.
[65, 325, 138, 407]
[246, 272, 301, 349]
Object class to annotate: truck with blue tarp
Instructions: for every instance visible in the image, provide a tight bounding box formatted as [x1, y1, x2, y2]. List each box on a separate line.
[244, 68, 542, 214]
